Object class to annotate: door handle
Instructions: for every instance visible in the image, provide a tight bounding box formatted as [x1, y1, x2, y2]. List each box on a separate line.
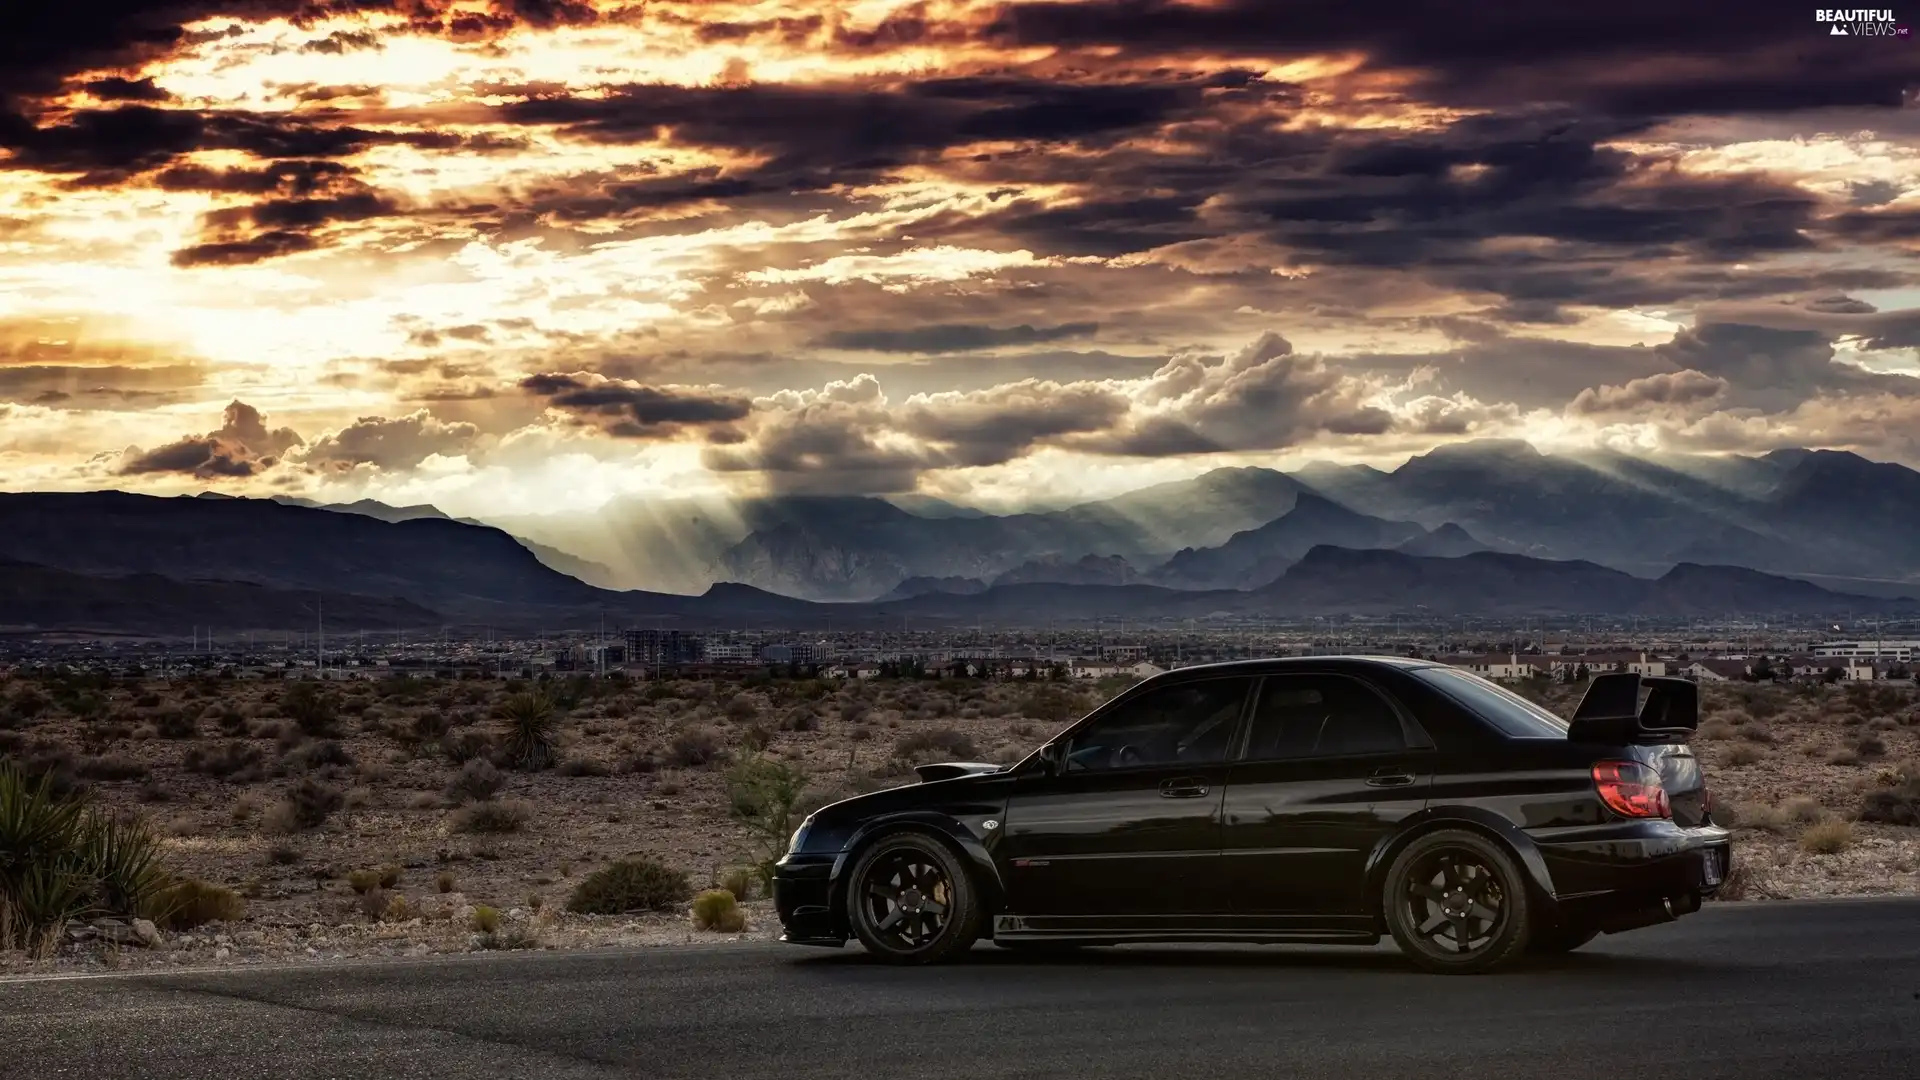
[1159, 777, 1210, 798]
[1366, 768, 1417, 788]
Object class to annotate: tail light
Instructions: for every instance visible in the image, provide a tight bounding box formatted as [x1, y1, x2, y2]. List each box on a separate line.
[1592, 761, 1671, 819]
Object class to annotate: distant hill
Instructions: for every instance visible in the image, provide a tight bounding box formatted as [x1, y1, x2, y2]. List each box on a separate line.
[992, 554, 1146, 588]
[0, 492, 817, 628]
[1395, 522, 1488, 558]
[874, 575, 989, 602]
[0, 558, 440, 634]
[1151, 493, 1425, 589]
[1248, 546, 1914, 617]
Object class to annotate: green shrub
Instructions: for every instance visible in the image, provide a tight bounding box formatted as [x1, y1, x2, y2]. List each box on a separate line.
[0, 764, 170, 951]
[347, 869, 381, 894]
[690, 888, 746, 932]
[436, 870, 457, 894]
[565, 857, 690, 915]
[724, 754, 810, 888]
[145, 877, 244, 930]
[379, 864, 402, 889]
[470, 904, 501, 933]
[499, 692, 557, 771]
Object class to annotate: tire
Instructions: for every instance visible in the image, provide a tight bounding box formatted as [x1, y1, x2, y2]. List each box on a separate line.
[845, 832, 983, 964]
[1526, 921, 1599, 955]
[1382, 829, 1533, 974]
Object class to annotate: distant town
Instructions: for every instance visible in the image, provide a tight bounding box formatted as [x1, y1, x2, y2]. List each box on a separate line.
[5, 620, 1917, 686]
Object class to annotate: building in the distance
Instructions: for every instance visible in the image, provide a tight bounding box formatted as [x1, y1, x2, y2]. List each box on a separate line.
[761, 642, 821, 666]
[625, 629, 706, 668]
[1814, 640, 1920, 663]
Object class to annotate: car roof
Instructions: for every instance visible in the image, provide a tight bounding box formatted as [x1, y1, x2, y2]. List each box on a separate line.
[1147, 655, 1443, 680]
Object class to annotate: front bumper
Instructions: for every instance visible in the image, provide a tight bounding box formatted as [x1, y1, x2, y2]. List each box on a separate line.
[1529, 820, 1732, 914]
[772, 852, 845, 946]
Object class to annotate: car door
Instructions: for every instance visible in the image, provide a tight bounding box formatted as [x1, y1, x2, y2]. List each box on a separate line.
[998, 676, 1254, 921]
[1221, 673, 1434, 917]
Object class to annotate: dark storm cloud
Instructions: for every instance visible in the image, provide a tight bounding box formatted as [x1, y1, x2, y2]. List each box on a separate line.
[151, 159, 361, 196]
[81, 76, 174, 102]
[496, 75, 1212, 173]
[0, 1, 604, 112]
[0, 104, 505, 180]
[520, 373, 752, 438]
[170, 229, 319, 267]
[117, 399, 302, 479]
[815, 321, 1099, 353]
[298, 29, 382, 54]
[980, 1, 1915, 116]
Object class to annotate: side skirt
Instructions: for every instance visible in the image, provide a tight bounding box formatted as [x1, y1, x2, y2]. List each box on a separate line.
[992, 914, 1380, 947]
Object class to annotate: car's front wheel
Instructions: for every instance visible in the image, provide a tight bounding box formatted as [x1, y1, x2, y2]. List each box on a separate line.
[845, 832, 982, 964]
[1383, 829, 1533, 974]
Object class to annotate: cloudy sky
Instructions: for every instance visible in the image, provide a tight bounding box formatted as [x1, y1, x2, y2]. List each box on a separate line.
[3, 1, 1919, 518]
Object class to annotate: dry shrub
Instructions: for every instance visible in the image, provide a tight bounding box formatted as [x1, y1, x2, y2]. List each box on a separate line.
[186, 741, 263, 782]
[1723, 743, 1766, 766]
[667, 727, 726, 768]
[146, 877, 244, 931]
[446, 759, 504, 803]
[451, 799, 531, 834]
[893, 727, 978, 762]
[1696, 719, 1735, 741]
[1799, 820, 1855, 854]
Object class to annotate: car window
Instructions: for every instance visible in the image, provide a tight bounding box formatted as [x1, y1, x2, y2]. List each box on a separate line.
[1409, 667, 1569, 738]
[1244, 675, 1410, 760]
[1063, 678, 1250, 771]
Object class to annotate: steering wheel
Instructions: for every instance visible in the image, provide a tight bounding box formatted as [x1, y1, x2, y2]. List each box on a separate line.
[1114, 744, 1146, 768]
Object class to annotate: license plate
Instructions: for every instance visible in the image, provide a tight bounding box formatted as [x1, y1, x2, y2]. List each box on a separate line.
[1701, 847, 1723, 886]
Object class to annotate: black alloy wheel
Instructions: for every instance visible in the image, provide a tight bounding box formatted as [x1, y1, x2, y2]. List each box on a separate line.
[1383, 829, 1533, 974]
[845, 832, 981, 964]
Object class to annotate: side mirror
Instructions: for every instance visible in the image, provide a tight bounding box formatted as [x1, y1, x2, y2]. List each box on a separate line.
[1034, 742, 1064, 775]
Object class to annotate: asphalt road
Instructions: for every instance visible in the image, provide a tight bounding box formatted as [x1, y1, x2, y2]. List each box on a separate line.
[4, 899, 1918, 1080]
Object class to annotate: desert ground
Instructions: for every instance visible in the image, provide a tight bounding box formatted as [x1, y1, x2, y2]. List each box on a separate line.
[2, 668, 1916, 973]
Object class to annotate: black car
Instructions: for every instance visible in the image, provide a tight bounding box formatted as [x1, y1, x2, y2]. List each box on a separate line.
[773, 657, 1731, 973]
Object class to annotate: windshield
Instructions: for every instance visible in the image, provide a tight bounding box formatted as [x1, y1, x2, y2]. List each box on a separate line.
[1412, 667, 1570, 738]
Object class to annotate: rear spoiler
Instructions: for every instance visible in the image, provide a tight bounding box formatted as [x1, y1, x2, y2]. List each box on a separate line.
[1567, 673, 1698, 744]
[912, 762, 1003, 783]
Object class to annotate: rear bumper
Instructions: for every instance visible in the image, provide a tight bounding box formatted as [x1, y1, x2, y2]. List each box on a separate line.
[1528, 820, 1732, 917]
[772, 852, 845, 946]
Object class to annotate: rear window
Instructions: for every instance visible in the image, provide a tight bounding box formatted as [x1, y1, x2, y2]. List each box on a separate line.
[1412, 667, 1570, 739]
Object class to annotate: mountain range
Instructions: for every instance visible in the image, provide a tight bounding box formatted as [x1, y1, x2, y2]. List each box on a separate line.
[1, 442, 1917, 633]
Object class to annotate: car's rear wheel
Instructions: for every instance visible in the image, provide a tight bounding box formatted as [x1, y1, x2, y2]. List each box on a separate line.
[1383, 830, 1532, 974]
[845, 832, 982, 964]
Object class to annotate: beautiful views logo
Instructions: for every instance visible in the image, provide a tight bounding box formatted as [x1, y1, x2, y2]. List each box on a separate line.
[1815, 8, 1911, 34]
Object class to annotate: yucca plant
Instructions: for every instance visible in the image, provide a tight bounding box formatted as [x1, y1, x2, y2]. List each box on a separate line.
[0, 763, 172, 953]
[75, 813, 169, 920]
[498, 692, 557, 771]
